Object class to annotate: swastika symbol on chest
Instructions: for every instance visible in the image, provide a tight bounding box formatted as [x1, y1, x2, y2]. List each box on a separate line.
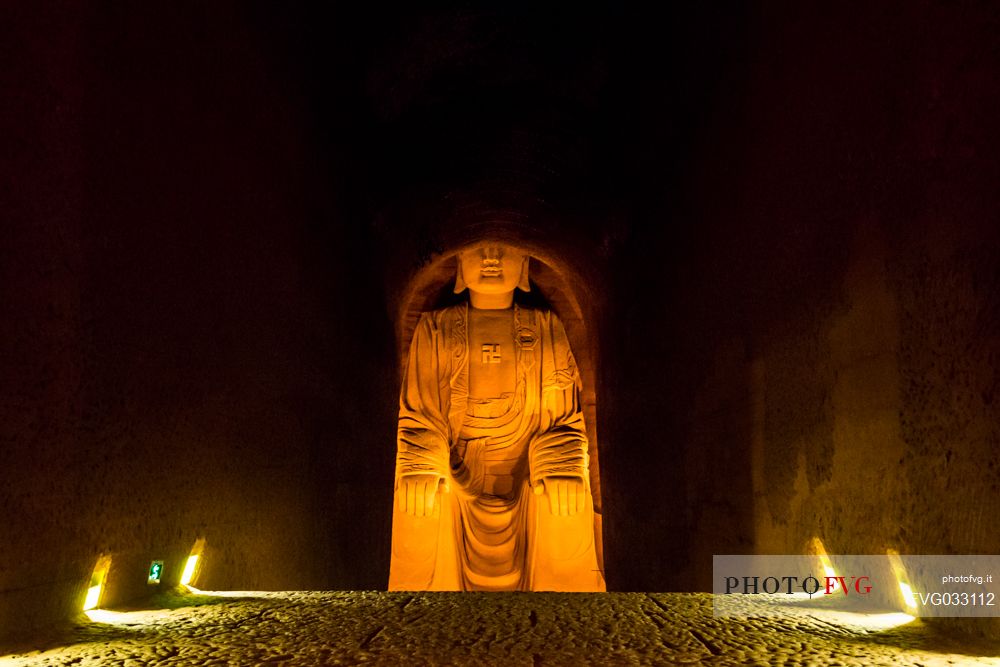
[481, 343, 501, 363]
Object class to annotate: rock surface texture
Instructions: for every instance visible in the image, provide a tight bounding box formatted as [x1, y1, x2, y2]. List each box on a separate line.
[3, 592, 998, 666]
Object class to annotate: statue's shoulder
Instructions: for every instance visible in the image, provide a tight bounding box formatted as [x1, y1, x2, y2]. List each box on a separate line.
[419, 303, 467, 333]
[514, 304, 560, 328]
[418, 303, 559, 329]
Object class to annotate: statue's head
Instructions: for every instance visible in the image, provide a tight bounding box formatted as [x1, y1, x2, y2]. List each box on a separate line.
[454, 242, 531, 295]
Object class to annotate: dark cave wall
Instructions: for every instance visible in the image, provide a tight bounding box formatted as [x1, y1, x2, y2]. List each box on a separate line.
[585, 1, 1000, 600]
[655, 1, 1000, 636]
[0, 2, 396, 643]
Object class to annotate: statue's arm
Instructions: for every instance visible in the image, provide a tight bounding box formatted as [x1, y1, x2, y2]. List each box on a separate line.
[396, 313, 451, 515]
[531, 312, 590, 515]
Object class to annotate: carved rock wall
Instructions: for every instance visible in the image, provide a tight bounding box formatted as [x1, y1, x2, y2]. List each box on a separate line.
[671, 3, 1000, 639]
[0, 3, 397, 643]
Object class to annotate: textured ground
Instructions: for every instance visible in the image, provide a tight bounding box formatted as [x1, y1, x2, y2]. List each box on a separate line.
[2, 591, 999, 666]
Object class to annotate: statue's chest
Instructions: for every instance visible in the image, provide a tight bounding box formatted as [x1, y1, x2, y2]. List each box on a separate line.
[467, 310, 517, 399]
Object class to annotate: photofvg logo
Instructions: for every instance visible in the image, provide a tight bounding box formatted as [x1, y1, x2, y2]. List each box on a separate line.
[713, 554, 1000, 618]
[724, 574, 872, 596]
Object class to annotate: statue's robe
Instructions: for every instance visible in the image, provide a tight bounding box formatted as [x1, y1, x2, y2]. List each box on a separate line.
[389, 302, 605, 592]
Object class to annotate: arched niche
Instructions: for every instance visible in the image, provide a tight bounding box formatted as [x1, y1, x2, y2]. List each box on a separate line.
[395, 240, 604, 530]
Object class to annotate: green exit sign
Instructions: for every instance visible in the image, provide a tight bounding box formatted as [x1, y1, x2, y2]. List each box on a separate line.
[148, 560, 164, 585]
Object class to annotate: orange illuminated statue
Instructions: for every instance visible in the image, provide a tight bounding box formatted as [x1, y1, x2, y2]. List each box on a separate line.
[389, 243, 605, 591]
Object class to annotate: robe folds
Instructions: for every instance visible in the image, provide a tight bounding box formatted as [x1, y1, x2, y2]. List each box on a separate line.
[389, 302, 605, 592]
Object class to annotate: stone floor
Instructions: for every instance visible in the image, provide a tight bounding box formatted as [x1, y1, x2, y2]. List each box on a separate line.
[2, 591, 999, 666]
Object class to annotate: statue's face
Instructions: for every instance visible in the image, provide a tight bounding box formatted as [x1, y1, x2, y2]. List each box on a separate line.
[459, 244, 526, 295]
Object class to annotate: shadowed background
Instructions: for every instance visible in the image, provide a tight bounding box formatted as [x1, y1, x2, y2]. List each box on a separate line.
[2, 0, 999, 643]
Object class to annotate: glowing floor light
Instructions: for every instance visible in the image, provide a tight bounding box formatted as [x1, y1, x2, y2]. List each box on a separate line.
[898, 581, 917, 608]
[180, 555, 199, 586]
[84, 584, 101, 611]
[180, 537, 206, 587]
[887, 549, 919, 612]
[807, 537, 839, 592]
[83, 555, 112, 611]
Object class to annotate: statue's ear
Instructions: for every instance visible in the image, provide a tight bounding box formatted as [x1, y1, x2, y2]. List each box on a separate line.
[453, 257, 467, 293]
[518, 256, 531, 292]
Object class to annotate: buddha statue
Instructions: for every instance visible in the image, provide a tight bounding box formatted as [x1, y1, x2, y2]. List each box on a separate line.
[389, 242, 605, 592]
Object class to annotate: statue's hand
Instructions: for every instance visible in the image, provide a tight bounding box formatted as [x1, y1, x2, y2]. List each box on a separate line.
[534, 475, 586, 516]
[397, 473, 446, 517]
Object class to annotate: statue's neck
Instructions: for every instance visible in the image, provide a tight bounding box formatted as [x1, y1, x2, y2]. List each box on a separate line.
[469, 291, 514, 310]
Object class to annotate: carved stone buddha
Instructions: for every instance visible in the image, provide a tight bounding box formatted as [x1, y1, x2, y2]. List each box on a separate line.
[389, 243, 605, 592]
